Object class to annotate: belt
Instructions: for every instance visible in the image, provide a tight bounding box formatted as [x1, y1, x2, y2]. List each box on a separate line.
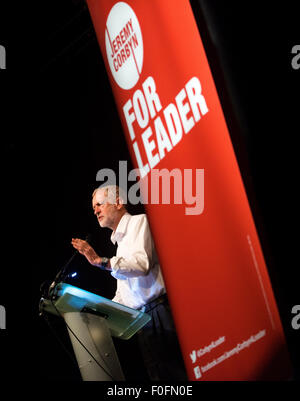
[139, 293, 168, 313]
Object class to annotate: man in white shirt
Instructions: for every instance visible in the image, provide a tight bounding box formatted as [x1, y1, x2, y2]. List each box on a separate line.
[71, 185, 187, 381]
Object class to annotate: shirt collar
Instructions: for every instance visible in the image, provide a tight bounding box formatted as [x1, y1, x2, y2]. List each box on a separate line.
[110, 212, 131, 245]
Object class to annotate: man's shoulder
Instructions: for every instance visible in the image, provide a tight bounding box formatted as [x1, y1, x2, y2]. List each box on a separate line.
[128, 213, 147, 224]
[127, 213, 149, 230]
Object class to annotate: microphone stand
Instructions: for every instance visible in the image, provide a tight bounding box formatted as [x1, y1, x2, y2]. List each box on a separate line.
[47, 250, 78, 299]
[47, 234, 91, 298]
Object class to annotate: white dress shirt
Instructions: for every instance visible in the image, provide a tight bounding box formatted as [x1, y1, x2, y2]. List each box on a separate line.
[110, 213, 166, 309]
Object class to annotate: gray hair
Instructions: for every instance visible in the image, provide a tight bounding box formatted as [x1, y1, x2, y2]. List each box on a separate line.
[92, 185, 127, 206]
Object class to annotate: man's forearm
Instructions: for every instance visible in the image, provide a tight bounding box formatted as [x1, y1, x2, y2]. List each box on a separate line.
[71, 238, 111, 270]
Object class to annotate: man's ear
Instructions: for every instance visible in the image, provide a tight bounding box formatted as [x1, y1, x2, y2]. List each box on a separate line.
[116, 197, 124, 210]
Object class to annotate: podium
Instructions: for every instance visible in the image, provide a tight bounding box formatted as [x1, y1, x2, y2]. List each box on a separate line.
[39, 283, 151, 381]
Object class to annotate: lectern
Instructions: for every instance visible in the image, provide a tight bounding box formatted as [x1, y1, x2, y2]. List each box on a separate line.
[39, 283, 151, 381]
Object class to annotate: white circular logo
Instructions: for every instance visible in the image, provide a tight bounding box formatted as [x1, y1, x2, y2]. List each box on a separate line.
[105, 2, 143, 90]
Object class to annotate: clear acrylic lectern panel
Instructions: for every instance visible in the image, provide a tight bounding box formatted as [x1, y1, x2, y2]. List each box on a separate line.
[40, 283, 151, 381]
[40, 283, 151, 339]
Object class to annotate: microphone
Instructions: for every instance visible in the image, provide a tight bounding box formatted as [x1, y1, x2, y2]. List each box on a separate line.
[47, 233, 92, 298]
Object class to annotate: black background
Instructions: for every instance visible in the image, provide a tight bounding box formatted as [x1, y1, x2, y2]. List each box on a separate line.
[0, 0, 299, 386]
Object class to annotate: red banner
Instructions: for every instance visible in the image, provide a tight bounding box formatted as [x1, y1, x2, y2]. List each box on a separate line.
[86, 0, 292, 380]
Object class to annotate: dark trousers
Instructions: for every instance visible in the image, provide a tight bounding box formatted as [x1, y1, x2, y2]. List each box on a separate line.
[137, 297, 188, 381]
